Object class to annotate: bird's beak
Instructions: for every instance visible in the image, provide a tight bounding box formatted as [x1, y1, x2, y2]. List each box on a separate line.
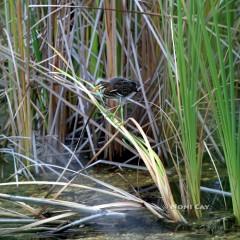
[93, 84, 101, 92]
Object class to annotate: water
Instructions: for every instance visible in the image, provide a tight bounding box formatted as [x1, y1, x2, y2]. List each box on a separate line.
[0, 167, 238, 239]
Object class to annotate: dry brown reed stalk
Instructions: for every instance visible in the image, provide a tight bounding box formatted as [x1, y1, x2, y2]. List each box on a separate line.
[47, 4, 73, 146]
[3, 1, 32, 163]
[103, 0, 119, 159]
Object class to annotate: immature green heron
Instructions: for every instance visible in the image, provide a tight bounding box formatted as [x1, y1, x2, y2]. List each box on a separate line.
[96, 77, 140, 120]
[80, 77, 140, 141]
[96, 77, 140, 99]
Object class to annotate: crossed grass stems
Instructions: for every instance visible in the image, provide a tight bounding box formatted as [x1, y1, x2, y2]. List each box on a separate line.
[0, 69, 186, 235]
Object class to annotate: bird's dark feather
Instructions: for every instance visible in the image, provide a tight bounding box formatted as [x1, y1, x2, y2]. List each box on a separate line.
[99, 77, 139, 98]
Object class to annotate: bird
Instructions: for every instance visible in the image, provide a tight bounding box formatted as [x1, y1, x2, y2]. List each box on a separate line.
[79, 77, 140, 143]
[96, 77, 140, 99]
[95, 76, 140, 120]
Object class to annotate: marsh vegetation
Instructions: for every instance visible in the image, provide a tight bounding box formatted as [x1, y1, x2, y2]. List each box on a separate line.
[0, 0, 239, 238]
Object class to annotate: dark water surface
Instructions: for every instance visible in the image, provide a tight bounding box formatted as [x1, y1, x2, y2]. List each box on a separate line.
[0, 158, 238, 239]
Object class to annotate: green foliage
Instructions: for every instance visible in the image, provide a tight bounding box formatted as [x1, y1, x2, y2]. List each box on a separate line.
[197, 0, 240, 224]
[168, 0, 203, 218]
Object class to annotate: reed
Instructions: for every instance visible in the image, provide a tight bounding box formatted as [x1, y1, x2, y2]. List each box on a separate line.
[168, 0, 202, 218]
[197, 1, 240, 223]
[3, 0, 32, 163]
